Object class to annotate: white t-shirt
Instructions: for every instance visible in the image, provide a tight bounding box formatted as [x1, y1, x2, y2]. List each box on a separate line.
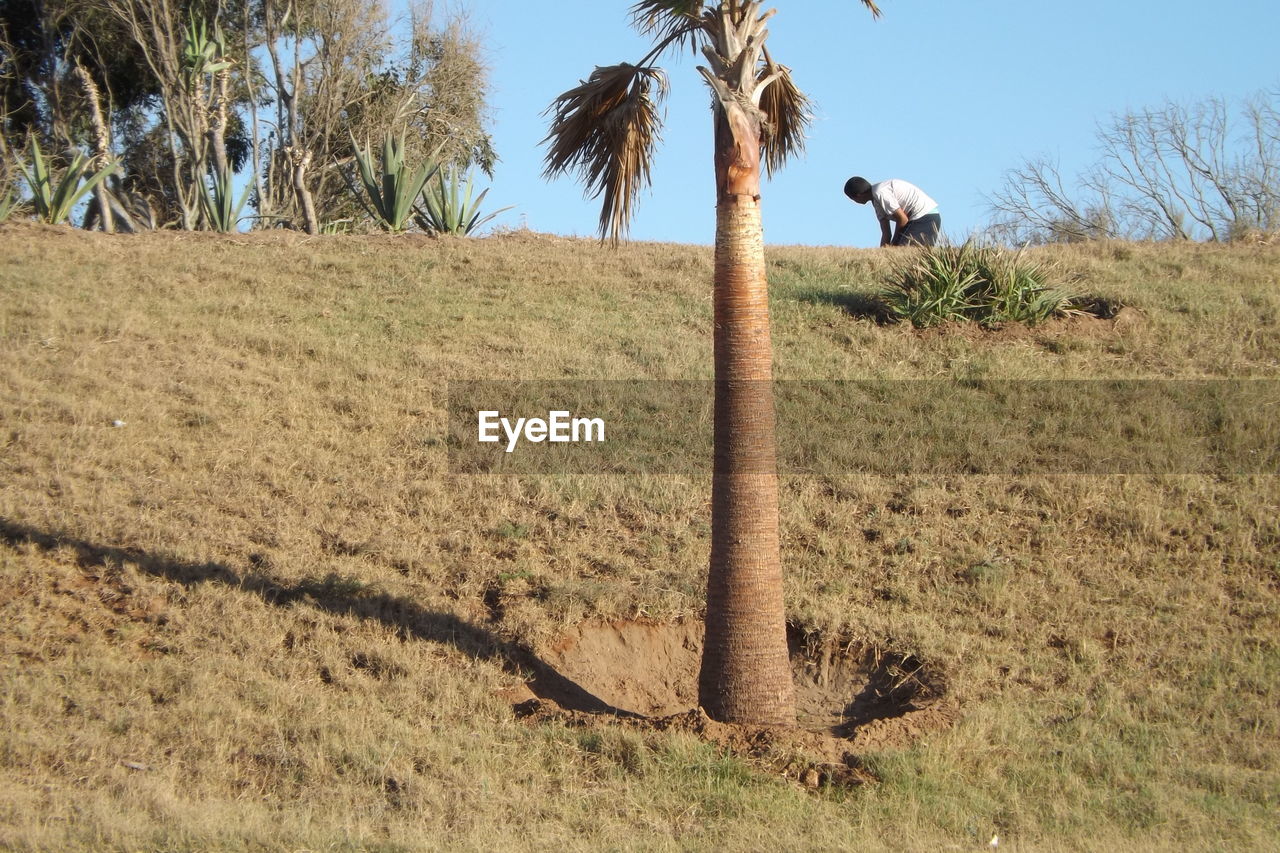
[870, 179, 938, 222]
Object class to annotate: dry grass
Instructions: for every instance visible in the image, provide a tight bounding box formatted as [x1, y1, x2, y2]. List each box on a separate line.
[1, 222, 1278, 850]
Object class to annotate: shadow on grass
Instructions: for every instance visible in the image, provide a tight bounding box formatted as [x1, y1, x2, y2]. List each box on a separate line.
[791, 286, 896, 325]
[0, 516, 631, 718]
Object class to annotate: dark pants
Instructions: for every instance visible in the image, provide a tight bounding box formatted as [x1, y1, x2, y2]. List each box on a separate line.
[892, 213, 942, 246]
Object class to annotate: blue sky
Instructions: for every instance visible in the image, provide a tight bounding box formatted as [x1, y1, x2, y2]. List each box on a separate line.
[453, 0, 1278, 247]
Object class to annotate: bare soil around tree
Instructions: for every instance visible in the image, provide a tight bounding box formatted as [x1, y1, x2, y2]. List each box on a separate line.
[504, 619, 955, 787]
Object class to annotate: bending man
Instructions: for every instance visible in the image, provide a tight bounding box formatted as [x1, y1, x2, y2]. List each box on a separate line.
[844, 176, 941, 247]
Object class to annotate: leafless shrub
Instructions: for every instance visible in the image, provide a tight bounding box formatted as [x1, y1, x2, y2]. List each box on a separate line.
[989, 89, 1280, 244]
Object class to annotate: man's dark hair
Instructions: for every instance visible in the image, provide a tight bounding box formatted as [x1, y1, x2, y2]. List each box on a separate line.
[844, 176, 872, 199]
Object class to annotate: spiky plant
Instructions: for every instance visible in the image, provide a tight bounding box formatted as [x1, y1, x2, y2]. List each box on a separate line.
[0, 184, 20, 223]
[181, 18, 232, 91]
[883, 242, 1081, 328]
[973, 249, 1077, 327]
[415, 167, 512, 236]
[18, 138, 118, 226]
[544, 0, 883, 727]
[882, 243, 986, 327]
[199, 167, 251, 233]
[349, 135, 439, 233]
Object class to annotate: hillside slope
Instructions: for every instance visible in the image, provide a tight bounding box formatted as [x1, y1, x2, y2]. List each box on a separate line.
[1, 224, 1278, 850]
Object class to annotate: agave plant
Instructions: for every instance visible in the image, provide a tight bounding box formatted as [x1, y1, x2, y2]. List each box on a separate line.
[0, 184, 20, 223]
[883, 242, 1080, 328]
[349, 134, 438, 232]
[199, 166, 251, 233]
[18, 138, 118, 226]
[181, 17, 231, 90]
[415, 166, 511, 236]
[882, 242, 986, 327]
[974, 249, 1076, 327]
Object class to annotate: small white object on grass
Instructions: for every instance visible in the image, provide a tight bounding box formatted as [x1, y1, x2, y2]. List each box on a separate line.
[111, 420, 126, 428]
[989, 835, 999, 848]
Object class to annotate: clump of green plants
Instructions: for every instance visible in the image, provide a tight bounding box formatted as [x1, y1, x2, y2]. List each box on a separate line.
[882, 242, 1082, 328]
[16, 138, 118, 226]
[348, 134, 439, 233]
[415, 165, 510, 236]
[199, 168, 251, 233]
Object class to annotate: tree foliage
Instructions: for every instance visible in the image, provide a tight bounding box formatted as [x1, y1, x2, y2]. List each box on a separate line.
[543, 0, 879, 243]
[0, 0, 495, 231]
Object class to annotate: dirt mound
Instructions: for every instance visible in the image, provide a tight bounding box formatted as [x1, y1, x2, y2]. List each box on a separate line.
[507, 619, 955, 788]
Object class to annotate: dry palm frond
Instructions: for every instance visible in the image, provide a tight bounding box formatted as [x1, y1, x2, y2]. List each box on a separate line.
[543, 63, 668, 243]
[860, 0, 883, 19]
[630, 1, 707, 53]
[758, 52, 811, 177]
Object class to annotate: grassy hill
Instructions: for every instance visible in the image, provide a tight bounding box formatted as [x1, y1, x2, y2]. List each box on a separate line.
[1, 223, 1277, 850]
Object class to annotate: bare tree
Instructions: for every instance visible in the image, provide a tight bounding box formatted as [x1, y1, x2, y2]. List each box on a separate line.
[987, 156, 1120, 244]
[1238, 89, 1280, 234]
[261, 0, 316, 231]
[990, 89, 1280, 243]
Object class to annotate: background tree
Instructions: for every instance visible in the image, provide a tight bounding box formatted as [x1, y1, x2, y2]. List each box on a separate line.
[258, 0, 493, 233]
[0, 0, 178, 228]
[990, 88, 1280, 244]
[1, 0, 493, 233]
[986, 155, 1123, 244]
[544, 0, 883, 727]
[0, 0, 154, 144]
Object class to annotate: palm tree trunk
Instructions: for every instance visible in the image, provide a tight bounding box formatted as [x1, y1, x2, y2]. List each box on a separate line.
[698, 100, 795, 727]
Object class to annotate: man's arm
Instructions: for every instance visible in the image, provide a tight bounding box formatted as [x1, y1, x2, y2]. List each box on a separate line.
[879, 217, 893, 247]
[888, 208, 909, 246]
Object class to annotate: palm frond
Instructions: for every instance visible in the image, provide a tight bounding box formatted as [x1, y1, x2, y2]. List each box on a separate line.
[543, 63, 668, 243]
[630, 1, 706, 53]
[757, 52, 811, 177]
[859, 0, 883, 19]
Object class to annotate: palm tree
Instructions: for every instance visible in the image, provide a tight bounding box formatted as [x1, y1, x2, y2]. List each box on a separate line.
[544, 0, 882, 726]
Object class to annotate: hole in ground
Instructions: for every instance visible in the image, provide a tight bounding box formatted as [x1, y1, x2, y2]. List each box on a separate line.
[511, 619, 953, 756]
